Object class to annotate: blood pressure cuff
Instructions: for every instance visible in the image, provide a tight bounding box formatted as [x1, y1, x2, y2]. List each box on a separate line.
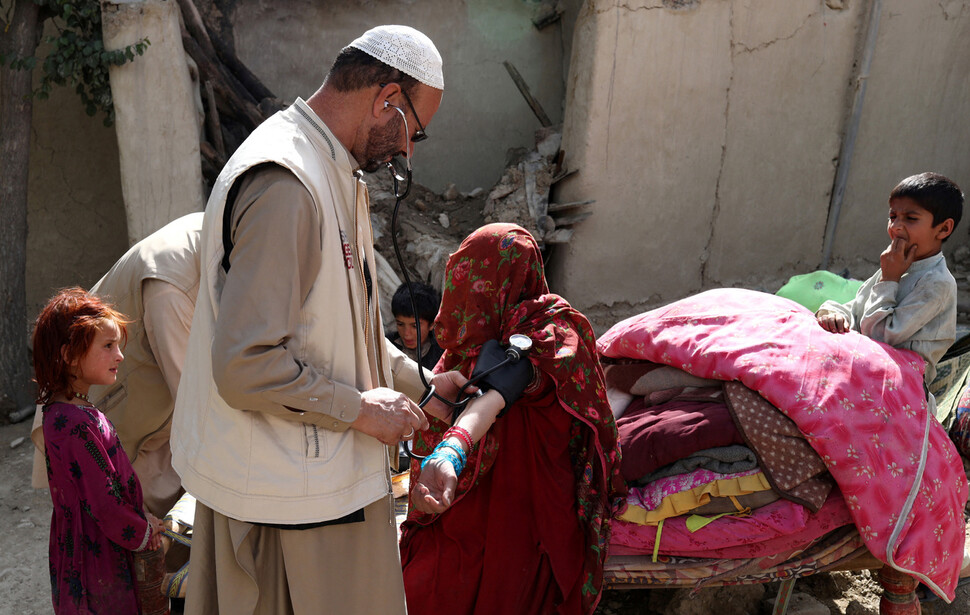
[471, 339, 533, 416]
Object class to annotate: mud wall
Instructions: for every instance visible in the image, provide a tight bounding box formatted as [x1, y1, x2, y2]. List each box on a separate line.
[25, 62, 130, 319]
[229, 0, 577, 193]
[550, 0, 970, 330]
[24, 0, 970, 331]
[24, 0, 576, 316]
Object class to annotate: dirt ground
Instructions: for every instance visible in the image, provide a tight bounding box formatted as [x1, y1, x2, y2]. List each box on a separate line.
[1, 418, 58, 615]
[2, 412, 968, 615]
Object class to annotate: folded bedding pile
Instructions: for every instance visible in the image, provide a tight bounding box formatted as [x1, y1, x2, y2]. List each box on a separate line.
[604, 362, 850, 559]
[597, 288, 968, 601]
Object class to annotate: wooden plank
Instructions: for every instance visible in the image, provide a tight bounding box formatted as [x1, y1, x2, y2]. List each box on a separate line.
[503, 60, 552, 127]
[551, 168, 578, 184]
[548, 199, 596, 212]
[542, 228, 574, 244]
[551, 211, 592, 227]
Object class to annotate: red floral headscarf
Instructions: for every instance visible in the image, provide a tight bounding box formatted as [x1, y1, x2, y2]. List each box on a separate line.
[406, 223, 626, 611]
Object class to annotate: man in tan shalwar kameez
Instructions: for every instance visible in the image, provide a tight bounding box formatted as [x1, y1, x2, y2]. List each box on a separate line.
[171, 25, 463, 615]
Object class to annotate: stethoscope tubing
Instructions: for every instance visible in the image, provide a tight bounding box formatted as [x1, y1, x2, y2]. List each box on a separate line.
[389, 167, 524, 460]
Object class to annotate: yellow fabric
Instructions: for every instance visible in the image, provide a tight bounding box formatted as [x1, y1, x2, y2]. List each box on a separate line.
[685, 510, 744, 532]
[651, 519, 664, 563]
[618, 472, 772, 526]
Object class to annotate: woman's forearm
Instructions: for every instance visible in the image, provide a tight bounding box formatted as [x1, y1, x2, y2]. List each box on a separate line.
[445, 389, 505, 453]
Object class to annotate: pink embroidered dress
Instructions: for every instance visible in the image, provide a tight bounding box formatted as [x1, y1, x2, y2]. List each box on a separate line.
[42, 402, 152, 614]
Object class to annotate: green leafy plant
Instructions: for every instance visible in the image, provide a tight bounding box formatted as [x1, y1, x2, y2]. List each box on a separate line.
[3, 0, 149, 126]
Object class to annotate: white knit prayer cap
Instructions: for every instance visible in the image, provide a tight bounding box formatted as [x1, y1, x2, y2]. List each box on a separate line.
[349, 25, 444, 90]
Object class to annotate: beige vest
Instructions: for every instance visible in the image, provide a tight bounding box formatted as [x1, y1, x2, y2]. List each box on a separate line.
[172, 99, 396, 524]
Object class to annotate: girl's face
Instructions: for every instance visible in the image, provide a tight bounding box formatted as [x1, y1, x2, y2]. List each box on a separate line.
[71, 320, 124, 392]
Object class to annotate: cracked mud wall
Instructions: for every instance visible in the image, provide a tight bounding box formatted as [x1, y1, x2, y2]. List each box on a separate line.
[552, 0, 734, 311]
[23, 0, 578, 316]
[25, 0, 203, 319]
[551, 0, 970, 331]
[25, 37, 129, 319]
[230, 0, 579, 193]
[24, 0, 970, 331]
[828, 0, 970, 268]
[706, 0, 861, 282]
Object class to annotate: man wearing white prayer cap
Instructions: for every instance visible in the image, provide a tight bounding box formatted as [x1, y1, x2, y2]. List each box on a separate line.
[172, 25, 466, 615]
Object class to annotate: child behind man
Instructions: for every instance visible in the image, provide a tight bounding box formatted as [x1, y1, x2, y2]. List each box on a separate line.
[388, 281, 444, 370]
[815, 172, 963, 383]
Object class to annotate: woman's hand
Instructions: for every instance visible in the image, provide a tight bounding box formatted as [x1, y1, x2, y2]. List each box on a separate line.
[412, 457, 458, 514]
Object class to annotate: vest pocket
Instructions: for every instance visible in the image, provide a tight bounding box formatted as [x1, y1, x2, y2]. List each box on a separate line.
[305, 423, 323, 459]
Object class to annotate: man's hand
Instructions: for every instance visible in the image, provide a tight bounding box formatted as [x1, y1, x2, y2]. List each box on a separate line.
[411, 457, 457, 514]
[421, 371, 476, 422]
[816, 311, 849, 334]
[880, 237, 917, 283]
[351, 387, 428, 445]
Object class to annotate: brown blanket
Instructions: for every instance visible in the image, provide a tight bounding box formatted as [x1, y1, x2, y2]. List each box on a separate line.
[724, 382, 833, 512]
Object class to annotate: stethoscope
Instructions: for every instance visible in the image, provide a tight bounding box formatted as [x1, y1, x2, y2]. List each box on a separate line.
[383, 103, 532, 460]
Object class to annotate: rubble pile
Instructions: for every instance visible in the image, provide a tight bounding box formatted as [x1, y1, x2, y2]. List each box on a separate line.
[483, 126, 594, 247]
[368, 125, 595, 307]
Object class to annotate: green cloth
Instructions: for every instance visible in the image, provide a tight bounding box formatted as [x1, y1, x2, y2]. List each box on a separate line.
[775, 270, 863, 313]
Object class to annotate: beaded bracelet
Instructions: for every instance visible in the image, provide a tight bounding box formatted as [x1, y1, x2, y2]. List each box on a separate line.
[438, 439, 467, 468]
[420, 442, 466, 475]
[443, 426, 473, 452]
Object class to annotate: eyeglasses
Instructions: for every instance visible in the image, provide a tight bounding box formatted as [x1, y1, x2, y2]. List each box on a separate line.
[380, 83, 427, 142]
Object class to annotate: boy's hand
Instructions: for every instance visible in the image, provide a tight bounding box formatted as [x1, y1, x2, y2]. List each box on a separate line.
[816, 311, 849, 334]
[880, 237, 917, 283]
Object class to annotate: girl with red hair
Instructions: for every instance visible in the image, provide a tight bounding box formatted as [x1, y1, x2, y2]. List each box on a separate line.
[33, 287, 162, 614]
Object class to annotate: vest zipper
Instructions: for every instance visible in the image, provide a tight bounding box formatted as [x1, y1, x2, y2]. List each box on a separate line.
[352, 181, 370, 346]
[353, 177, 388, 388]
[354, 178, 394, 511]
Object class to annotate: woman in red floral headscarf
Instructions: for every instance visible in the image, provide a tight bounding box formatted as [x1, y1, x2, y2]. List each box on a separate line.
[400, 223, 626, 615]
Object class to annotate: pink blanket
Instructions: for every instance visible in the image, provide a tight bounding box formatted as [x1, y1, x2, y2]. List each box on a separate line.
[598, 288, 968, 601]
